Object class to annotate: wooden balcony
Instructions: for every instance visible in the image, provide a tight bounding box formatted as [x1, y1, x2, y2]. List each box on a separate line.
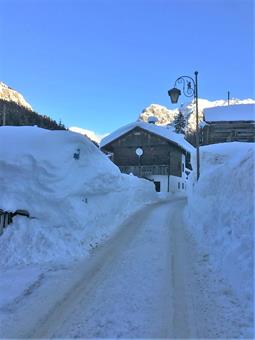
[119, 165, 169, 177]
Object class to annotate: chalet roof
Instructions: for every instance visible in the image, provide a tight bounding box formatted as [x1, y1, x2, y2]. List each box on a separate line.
[100, 121, 194, 153]
[204, 103, 255, 122]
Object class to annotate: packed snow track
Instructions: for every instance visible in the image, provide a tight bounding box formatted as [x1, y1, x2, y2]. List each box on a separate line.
[1, 198, 246, 338]
[29, 200, 179, 338]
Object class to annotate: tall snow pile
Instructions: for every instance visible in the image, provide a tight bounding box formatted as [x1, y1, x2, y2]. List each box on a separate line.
[0, 127, 157, 267]
[185, 142, 254, 321]
[0, 82, 32, 110]
[139, 99, 255, 133]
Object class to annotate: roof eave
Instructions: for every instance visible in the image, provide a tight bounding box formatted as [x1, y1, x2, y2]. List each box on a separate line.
[100, 125, 191, 153]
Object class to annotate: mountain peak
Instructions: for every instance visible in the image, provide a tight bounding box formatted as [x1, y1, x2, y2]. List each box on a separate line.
[0, 82, 33, 110]
[139, 98, 255, 132]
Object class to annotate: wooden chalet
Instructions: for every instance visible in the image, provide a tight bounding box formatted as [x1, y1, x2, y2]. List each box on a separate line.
[100, 121, 193, 192]
[201, 103, 255, 145]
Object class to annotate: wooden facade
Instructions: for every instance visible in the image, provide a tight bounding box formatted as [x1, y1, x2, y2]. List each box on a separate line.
[201, 121, 255, 145]
[101, 126, 191, 179]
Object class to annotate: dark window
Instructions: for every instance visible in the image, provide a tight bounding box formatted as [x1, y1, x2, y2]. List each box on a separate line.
[178, 182, 180, 189]
[182, 183, 184, 189]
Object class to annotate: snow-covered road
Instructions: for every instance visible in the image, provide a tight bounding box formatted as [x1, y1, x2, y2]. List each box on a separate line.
[30, 200, 178, 339]
[1, 198, 248, 338]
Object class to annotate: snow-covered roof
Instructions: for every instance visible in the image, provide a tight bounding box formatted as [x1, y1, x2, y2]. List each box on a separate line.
[100, 121, 194, 153]
[204, 104, 255, 122]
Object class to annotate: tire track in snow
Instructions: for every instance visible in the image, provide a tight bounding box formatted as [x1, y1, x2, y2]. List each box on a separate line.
[4, 198, 204, 339]
[170, 202, 198, 338]
[27, 201, 178, 339]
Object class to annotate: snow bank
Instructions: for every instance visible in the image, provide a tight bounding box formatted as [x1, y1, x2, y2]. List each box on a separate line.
[185, 142, 254, 318]
[0, 127, 157, 267]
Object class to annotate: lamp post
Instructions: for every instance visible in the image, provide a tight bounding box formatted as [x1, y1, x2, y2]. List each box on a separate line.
[168, 71, 200, 180]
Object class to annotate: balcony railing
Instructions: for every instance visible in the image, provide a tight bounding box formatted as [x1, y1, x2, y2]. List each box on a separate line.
[119, 165, 169, 177]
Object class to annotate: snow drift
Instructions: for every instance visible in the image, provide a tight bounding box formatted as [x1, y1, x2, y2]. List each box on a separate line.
[0, 126, 157, 267]
[185, 142, 254, 321]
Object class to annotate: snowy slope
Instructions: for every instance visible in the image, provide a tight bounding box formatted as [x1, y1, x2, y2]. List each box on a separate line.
[0, 82, 32, 110]
[69, 126, 108, 144]
[139, 98, 255, 133]
[0, 126, 157, 267]
[185, 142, 254, 326]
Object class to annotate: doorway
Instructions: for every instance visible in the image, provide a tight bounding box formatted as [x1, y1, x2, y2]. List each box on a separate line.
[154, 181, 161, 192]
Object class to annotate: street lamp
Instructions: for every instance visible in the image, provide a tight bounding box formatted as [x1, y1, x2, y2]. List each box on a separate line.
[168, 87, 181, 104]
[168, 71, 200, 180]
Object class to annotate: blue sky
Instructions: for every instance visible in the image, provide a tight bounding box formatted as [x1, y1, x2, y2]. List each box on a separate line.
[0, 0, 254, 133]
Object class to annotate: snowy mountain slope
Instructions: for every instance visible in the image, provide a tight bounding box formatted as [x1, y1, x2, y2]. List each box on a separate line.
[139, 98, 255, 133]
[185, 142, 254, 332]
[0, 126, 157, 266]
[0, 82, 32, 110]
[69, 126, 108, 144]
[139, 104, 178, 126]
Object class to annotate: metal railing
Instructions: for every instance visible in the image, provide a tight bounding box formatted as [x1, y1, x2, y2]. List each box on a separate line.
[0, 209, 30, 235]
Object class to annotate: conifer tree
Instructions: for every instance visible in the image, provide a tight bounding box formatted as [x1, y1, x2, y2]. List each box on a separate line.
[174, 111, 186, 134]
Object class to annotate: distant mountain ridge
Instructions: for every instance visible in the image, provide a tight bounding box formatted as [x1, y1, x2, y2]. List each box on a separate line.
[0, 82, 32, 110]
[139, 98, 255, 133]
[1, 81, 254, 139]
[0, 83, 103, 140]
[0, 82, 65, 130]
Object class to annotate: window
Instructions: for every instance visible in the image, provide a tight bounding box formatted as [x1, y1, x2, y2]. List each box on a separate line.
[178, 182, 180, 189]
[182, 183, 184, 189]
[182, 163, 184, 172]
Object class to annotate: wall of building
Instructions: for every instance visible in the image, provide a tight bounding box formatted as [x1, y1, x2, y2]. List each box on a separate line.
[145, 174, 187, 193]
[105, 127, 184, 177]
[146, 156, 187, 193]
[202, 121, 255, 145]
